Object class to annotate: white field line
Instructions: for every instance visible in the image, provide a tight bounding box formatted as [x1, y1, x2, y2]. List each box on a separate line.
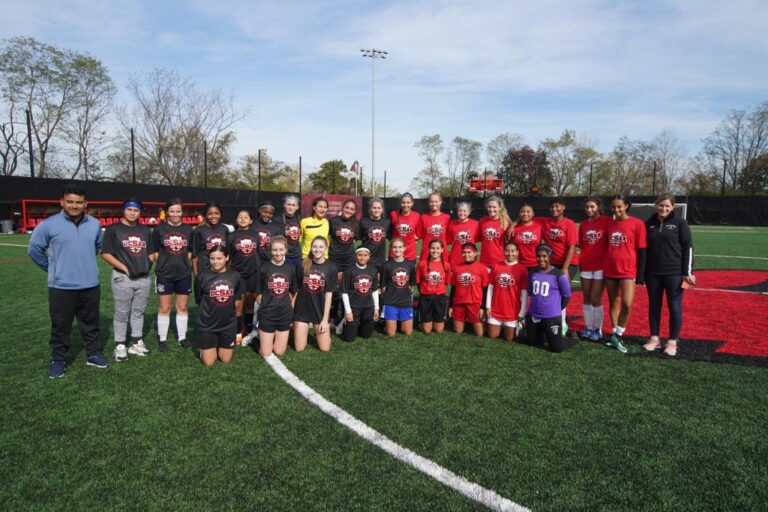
[0, 243, 29, 248]
[697, 254, 768, 261]
[692, 287, 768, 295]
[691, 226, 755, 230]
[264, 355, 529, 512]
[690, 230, 762, 234]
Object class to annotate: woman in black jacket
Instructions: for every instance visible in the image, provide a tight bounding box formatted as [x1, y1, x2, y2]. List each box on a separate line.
[643, 194, 695, 356]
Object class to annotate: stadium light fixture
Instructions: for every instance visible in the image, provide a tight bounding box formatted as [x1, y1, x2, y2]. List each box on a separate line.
[360, 49, 387, 196]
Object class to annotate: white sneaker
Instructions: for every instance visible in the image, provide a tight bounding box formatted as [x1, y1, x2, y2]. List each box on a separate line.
[134, 339, 150, 354]
[242, 331, 258, 347]
[114, 344, 128, 362]
[335, 320, 345, 336]
[127, 343, 148, 357]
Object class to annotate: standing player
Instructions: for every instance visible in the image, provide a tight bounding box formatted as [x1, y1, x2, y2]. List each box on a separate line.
[604, 195, 647, 354]
[449, 244, 489, 336]
[300, 197, 330, 258]
[194, 245, 243, 366]
[360, 198, 391, 278]
[277, 194, 302, 267]
[390, 193, 420, 262]
[293, 236, 337, 352]
[28, 184, 110, 378]
[152, 198, 193, 351]
[192, 203, 230, 276]
[417, 193, 451, 261]
[381, 238, 417, 337]
[101, 198, 156, 361]
[227, 209, 260, 343]
[578, 197, 609, 341]
[525, 245, 573, 353]
[253, 201, 283, 264]
[416, 240, 451, 334]
[329, 199, 359, 274]
[511, 203, 543, 271]
[340, 247, 380, 342]
[478, 195, 511, 267]
[256, 236, 298, 357]
[486, 240, 529, 342]
[447, 201, 480, 269]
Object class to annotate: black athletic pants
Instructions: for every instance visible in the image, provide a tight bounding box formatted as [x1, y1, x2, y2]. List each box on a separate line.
[49, 286, 102, 361]
[525, 315, 571, 353]
[646, 274, 683, 339]
[342, 307, 375, 342]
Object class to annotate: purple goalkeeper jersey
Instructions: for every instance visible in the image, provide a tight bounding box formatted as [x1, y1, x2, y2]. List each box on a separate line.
[527, 268, 571, 318]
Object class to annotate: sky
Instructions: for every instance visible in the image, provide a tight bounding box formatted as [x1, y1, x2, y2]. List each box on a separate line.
[2, 0, 767, 192]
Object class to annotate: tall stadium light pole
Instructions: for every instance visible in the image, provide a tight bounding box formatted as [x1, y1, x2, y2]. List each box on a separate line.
[25, 109, 35, 178]
[361, 48, 387, 197]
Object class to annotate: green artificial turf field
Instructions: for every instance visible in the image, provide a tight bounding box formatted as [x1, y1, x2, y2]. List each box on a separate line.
[1, 228, 767, 511]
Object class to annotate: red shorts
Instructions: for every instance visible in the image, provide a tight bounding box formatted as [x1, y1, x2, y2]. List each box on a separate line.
[452, 303, 482, 323]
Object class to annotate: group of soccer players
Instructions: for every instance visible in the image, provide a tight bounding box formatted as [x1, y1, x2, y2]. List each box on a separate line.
[92, 189, 691, 367]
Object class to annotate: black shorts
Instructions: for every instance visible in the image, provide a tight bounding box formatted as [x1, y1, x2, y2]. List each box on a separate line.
[525, 315, 571, 353]
[259, 320, 292, 333]
[196, 326, 236, 350]
[418, 295, 448, 323]
[240, 273, 258, 294]
[156, 275, 192, 295]
[293, 311, 322, 325]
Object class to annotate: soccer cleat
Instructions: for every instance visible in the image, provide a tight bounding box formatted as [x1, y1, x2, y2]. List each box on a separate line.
[158, 341, 169, 353]
[127, 343, 148, 357]
[588, 330, 602, 342]
[179, 338, 192, 349]
[49, 360, 67, 379]
[114, 344, 128, 362]
[579, 328, 593, 339]
[86, 353, 111, 369]
[606, 334, 628, 354]
[134, 339, 150, 355]
[242, 331, 257, 347]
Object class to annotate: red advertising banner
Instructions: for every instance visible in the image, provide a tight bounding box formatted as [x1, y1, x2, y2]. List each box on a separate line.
[301, 194, 363, 219]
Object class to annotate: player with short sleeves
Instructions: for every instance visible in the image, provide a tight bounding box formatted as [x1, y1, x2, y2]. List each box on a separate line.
[381, 237, 417, 337]
[417, 192, 451, 261]
[300, 197, 330, 259]
[194, 245, 244, 367]
[486, 240, 529, 342]
[360, 197, 392, 276]
[390, 192, 420, 262]
[253, 201, 284, 264]
[277, 194, 302, 267]
[603, 195, 647, 354]
[329, 199, 359, 273]
[227, 209, 260, 343]
[478, 195, 511, 266]
[101, 198, 156, 361]
[578, 197, 610, 341]
[449, 243, 489, 336]
[512, 203, 543, 270]
[525, 245, 573, 353]
[416, 240, 451, 334]
[339, 247, 380, 342]
[293, 236, 338, 352]
[152, 198, 193, 351]
[256, 236, 299, 357]
[447, 201, 480, 269]
[192, 202, 230, 275]
[537, 197, 579, 277]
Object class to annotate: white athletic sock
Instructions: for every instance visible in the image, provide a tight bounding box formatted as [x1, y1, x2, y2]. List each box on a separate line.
[561, 308, 568, 333]
[157, 313, 171, 341]
[251, 303, 259, 332]
[614, 325, 625, 336]
[593, 306, 604, 334]
[176, 314, 189, 340]
[582, 304, 593, 330]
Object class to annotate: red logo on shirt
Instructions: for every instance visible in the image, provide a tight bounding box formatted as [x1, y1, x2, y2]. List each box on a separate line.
[336, 226, 355, 243]
[454, 230, 472, 244]
[369, 228, 386, 243]
[234, 237, 257, 255]
[209, 280, 235, 304]
[267, 273, 289, 296]
[353, 274, 373, 295]
[285, 225, 300, 242]
[396, 223, 413, 236]
[484, 227, 500, 240]
[392, 267, 410, 288]
[426, 224, 444, 238]
[205, 235, 225, 250]
[122, 236, 147, 254]
[458, 272, 476, 286]
[609, 231, 628, 247]
[303, 271, 325, 293]
[548, 227, 564, 240]
[584, 229, 602, 245]
[257, 230, 271, 248]
[517, 231, 537, 245]
[426, 270, 444, 285]
[496, 273, 514, 288]
[163, 234, 187, 254]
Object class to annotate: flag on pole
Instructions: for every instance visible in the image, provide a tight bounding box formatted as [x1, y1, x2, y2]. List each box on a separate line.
[350, 160, 360, 175]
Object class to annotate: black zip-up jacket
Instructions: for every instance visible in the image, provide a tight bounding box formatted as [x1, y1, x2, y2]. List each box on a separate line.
[644, 211, 693, 277]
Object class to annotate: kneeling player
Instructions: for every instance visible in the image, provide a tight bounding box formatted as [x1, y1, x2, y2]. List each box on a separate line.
[381, 238, 416, 337]
[525, 245, 573, 353]
[449, 243, 488, 336]
[293, 236, 337, 352]
[340, 247, 380, 342]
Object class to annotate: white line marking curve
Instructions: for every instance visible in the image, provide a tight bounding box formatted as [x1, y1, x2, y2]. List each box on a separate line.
[264, 354, 529, 512]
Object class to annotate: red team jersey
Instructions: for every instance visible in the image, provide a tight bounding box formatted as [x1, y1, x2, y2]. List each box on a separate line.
[488, 262, 528, 321]
[512, 222, 543, 268]
[447, 219, 480, 268]
[390, 210, 421, 261]
[416, 259, 450, 296]
[604, 216, 647, 279]
[578, 215, 610, 272]
[451, 261, 489, 305]
[537, 217, 579, 266]
[478, 217, 506, 266]
[418, 212, 452, 259]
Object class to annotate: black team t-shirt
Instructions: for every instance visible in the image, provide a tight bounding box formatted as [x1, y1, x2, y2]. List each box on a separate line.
[253, 219, 284, 263]
[381, 259, 416, 308]
[255, 261, 298, 326]
[329, 216, 358, 268]
[294, 260, 338, 322]
[192, 224, 230, 273]
[153, 222, 192, 281]
[342, 264, 379, 310]
[195, 270, 244, 333]
[102, 222, 154, 278]
[360, 217, 392, 267]
[277, 214, 302, 259]
[227, 228, 260, 277]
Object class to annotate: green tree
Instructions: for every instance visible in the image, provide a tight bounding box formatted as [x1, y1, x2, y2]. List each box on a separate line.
[539, 129, 599, 196]
[307, 159, 353, 194]
[500, 146, 552, 195]
[411, 134, 446, 196]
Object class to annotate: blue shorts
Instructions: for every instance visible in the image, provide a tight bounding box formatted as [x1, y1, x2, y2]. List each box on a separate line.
[156, 275, 192, 295]
[382, 305, 414, 322]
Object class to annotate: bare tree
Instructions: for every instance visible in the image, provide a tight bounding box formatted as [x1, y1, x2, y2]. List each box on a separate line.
[486, 132, 524, 175]
[411, 134, 445, 194]
[0, 101, 27, 175]
[607, 136, 655, 195]
[115, 68, 245, 186]
[445, 136, 482, 197]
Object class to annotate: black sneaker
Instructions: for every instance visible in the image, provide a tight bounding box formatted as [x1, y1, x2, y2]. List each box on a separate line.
[49, 360, 67, 379]
[158, 341, 169, 353]
[179, 338, 192, 349]
[87, 353, 111, 368]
